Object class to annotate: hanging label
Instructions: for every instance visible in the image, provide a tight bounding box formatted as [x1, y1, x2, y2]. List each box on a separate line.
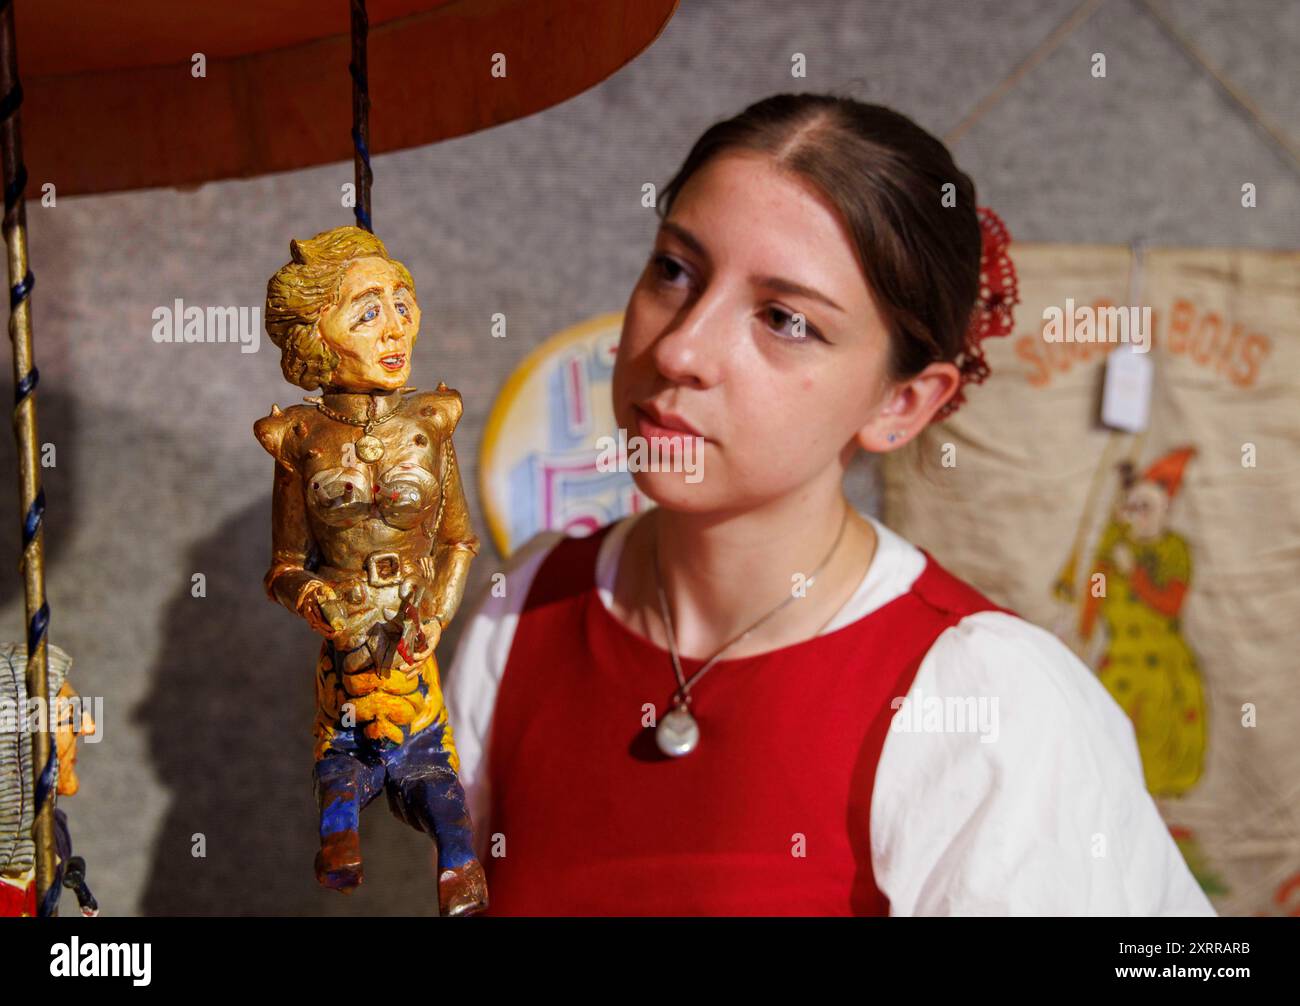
[1101, 343, 1153, 433]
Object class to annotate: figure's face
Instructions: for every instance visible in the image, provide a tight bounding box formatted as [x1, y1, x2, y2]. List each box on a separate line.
[317, 257, 420, 391]
[1120, 481, 1169, 541]
[612, 150, 906, 511]
[55, 682, 94, 797]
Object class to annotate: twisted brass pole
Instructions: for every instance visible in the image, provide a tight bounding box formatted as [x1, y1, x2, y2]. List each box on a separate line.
[0, 0, 56, 915]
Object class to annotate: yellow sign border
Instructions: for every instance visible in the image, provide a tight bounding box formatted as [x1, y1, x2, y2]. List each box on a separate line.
[478, 311, 626, 558]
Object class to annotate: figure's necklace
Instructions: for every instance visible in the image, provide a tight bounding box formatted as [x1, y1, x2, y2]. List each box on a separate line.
[651, 501, 851, 758]
[305, 388, 412, 463]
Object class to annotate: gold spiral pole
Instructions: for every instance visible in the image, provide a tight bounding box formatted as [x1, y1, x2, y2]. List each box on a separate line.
[0, 0, 56, 914]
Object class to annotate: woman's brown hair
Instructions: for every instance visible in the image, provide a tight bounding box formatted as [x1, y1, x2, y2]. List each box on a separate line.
[655, 92, 984, 399]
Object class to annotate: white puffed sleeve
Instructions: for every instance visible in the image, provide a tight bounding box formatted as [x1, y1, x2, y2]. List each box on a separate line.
[444, 529, 565, 863]
[870, 610, 1217, 917]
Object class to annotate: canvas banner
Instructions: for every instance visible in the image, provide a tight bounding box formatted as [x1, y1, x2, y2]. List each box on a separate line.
[882, 244, 1300, 917]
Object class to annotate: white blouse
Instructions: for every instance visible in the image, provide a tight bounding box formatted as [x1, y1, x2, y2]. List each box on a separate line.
[444, 509, 1217, 916]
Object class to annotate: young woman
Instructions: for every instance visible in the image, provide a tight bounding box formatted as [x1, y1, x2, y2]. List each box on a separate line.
[445, 93, 1216, 916]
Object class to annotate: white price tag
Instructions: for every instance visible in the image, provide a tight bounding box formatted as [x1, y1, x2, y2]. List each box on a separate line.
[1101, 343, 1153, 433]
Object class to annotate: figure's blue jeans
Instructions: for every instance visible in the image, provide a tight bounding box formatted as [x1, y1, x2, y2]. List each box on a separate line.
[313, 717, 476, 873]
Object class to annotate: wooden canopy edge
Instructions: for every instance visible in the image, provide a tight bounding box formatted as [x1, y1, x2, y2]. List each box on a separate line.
[19, 0, 679, 197]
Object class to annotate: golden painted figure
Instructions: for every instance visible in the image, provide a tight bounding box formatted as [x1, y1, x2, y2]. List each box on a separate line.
[255, 225, 487, 916]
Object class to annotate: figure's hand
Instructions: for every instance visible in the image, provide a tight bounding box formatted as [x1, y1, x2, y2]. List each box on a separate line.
[297, 580, 342, 637]
[1112, 541, 1135, 576]
[396, 574, 443, 663]
[331, 604, 389, 653]
[421, 615, 443, 653]
[297, 580, 382, 650]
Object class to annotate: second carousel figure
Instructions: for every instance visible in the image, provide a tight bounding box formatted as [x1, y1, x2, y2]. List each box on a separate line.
[254, 225, 487, 917]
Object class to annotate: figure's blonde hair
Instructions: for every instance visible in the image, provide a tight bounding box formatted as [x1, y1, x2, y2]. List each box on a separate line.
[265, 225, 417, 390]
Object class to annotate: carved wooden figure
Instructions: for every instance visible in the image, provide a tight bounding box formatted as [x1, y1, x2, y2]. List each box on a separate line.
[255, 226, 487, 916]
[1, 643, 98, 917]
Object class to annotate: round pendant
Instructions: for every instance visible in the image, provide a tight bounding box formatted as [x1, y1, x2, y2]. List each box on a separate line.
[355, 434, 384, 463]
[655, 705, 699, 758]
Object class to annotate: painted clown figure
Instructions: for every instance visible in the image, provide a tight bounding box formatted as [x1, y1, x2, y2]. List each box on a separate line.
[1081, 447, 1205, 798]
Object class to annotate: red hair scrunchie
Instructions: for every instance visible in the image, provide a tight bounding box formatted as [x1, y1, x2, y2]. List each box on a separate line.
[933, 206, 1019, 421]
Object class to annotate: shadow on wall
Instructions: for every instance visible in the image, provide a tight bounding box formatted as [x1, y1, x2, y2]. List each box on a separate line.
[131, 495, 452, 916]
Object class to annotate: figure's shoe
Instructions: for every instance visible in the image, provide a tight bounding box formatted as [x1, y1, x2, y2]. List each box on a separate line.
[316, 829, 364, 893]
[438, 859, 488, 917]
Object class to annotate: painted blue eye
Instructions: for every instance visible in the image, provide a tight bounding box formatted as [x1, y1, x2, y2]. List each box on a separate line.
[397, 303, 408, 317]
[363, 306, 378, 322]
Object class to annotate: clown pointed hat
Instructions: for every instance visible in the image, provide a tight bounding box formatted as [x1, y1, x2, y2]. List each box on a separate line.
[1142, 446, 1197, 498]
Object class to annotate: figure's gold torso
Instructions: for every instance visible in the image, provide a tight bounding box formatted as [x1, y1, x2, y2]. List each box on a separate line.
[298, 405, 446, 570]
[256, 387, 479, 751]
[273, 391, 457, 571]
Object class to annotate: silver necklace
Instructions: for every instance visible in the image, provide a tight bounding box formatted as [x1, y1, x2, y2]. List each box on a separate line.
[651, 501, 852, 758]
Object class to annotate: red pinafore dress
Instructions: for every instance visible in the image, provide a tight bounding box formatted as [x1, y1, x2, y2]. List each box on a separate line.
[483, 522, 1014, 915]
